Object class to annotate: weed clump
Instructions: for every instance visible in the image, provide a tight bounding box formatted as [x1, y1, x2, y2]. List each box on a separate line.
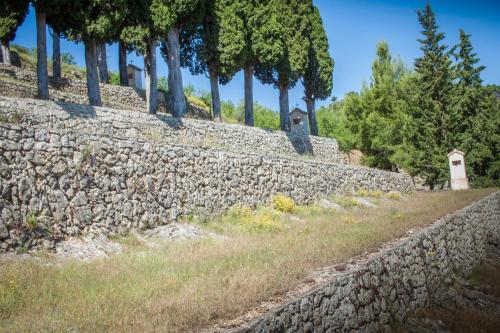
[25, 213, 37, 229]
[272, 194, 296, 213]
[356, 189, 383, 198]
[223, 204, 283, 232]
[386, 192, 402, 200]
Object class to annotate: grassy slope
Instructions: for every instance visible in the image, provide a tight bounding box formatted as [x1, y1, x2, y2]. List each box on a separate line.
[0, 189, 496, 332]
[10, 44, 86, 81]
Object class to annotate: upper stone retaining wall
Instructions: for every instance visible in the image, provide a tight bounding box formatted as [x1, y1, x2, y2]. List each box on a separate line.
[0, 98, 412, 251]
[0, 64, 211, 119]
[232, 192, 500, 333]
[0, 96, 344, 163]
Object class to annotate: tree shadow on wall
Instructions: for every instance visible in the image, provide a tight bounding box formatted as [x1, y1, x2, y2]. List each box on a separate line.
[55, 101, 97, 119]
[284, 131, 314, 156]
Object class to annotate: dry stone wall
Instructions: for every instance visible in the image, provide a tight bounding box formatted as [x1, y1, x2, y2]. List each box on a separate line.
[0, 97, 413, 251]
[232, 192, 500, 333]
[0, 96, 343, 163]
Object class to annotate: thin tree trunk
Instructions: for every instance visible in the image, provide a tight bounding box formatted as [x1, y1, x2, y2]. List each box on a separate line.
[305, 96, 318, 136]
[97, 43, 109, 83]
[244, 63, 254, 126]
[1, 41, 11, 65]
[118, 40, 128, 86]
[166, 26, 186, 117]
[209, 68, 221, 122]
[84, 39, 102, 106]
[144, 39, 158, 114]
[52, 31, 61, 79]
[36, 9, 49, 100]
[279, 83, 291, 132]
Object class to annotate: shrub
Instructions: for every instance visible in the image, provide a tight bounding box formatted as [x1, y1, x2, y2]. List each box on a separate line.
[272, 194, 296, 213]
[187, 95, 210, 111]
[223, 205, 283, 232]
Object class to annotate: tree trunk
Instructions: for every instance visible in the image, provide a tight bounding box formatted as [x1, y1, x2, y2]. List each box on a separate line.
[97, 43, 109, 83]
[209, 68, 221, 122]
[118, 40, 128, 86]
[1, 41, 11, 65]
[52, 31, 61, 79]
[279, 83, 291, 132]
[305, 96, 318, 136]
[144, 39, 158, 114]
[166, 26, 186, 117]
[84, 40, 102, 106]
[244, 63, 254, 126]
[36, 9, 49, 100]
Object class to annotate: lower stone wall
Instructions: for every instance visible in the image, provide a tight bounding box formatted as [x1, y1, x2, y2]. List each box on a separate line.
[232, 192, 500, 333]
[0, 103, 412, 251]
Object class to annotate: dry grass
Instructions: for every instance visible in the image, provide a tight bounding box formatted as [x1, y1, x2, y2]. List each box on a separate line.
[0, 189, 496, 332]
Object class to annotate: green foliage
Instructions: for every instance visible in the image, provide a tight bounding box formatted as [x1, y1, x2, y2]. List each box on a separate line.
[63, 0, 128, 44]
[303, 5, 334, 104]
[109, 71, 119, 85]
[150, 0, 204, 36]
[158, 76, 168, 93]
[254, 0, 311, 90]
[0, 0, 29, 44]
[81, 146, 93, 162]
[407, 3, 455, 188]
[316, 102, 357, 151]
[25, 213, 37, 230]
[61, 52, 76, 65]
[343, 42, 413, 171]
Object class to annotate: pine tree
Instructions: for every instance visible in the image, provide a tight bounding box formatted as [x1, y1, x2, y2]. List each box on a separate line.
[302, 5, 334, 136]
[254, 0, 311, 132]
[451, 30, 497, 186]
[411, 3, 454, 188]
[344, 42, 410, 171]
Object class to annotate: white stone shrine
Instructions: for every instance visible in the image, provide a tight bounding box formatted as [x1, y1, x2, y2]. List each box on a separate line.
[448, 149, 469, 190]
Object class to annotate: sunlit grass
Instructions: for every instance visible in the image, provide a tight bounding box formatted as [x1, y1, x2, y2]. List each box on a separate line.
[0, 189, 495, 332]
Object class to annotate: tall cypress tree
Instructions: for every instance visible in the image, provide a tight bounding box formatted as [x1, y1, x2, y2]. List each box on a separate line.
[0, 0, 29, 65]
[411, 3, 454, 188]
[254, 0, 311, 132]
[216, 0, 282, 126]
[152, 0, 204, 117]
[176, 0, 234, 121]
[65, 0, 127, 106]
[302, 5, 334, 136]
[121, 0, 161, 114]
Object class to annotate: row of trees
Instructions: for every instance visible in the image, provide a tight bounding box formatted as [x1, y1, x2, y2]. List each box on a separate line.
[318, 4, 498, 188]
[0, 0, 334, 133]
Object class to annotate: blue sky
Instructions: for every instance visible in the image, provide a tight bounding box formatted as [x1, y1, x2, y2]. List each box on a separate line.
[11, 0, 500, 111]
